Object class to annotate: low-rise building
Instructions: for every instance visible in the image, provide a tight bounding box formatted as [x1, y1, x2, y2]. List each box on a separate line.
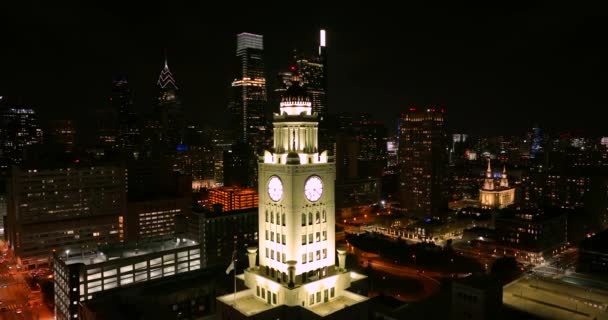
[577, 229, 608, 275]
[53, 237, 201, 320]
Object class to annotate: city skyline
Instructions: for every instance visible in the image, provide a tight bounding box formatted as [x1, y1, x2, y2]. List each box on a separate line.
[1, 3, 606, 134]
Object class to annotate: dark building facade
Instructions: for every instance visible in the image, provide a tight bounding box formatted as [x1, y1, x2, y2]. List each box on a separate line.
[0, 106, 44, 169]
[6, 164, 126, 269]
[397, 107, 448, 216]
[494, 207, 568, 263]
[577, 229, 608, 275]
[186, 207, 258, 269]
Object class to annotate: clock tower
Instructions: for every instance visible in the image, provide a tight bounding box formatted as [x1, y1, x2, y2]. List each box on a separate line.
[218, 79, 368, 319]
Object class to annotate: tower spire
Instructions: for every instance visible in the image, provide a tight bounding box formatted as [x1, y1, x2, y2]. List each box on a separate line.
[483, 158, 494, 190]
[157, 54, 178, 90]
[500, 164, 509, 188]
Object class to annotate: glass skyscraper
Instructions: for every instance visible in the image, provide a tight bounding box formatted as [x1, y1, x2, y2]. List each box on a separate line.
[230, 33, 268, 146]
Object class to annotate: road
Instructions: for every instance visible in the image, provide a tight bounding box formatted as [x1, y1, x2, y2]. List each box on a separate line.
[0, 241, 53, 320]
[346, 246, 441, 302]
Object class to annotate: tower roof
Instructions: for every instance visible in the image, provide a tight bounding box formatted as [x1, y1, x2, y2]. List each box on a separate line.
[281, 81, 310, 104]
[157, 57, 178, 90]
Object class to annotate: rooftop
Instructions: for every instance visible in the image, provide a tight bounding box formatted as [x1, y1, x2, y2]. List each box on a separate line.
[61, 237, 199, 266]
[580, 229, 608, 254]
[503, 276, 608, 320]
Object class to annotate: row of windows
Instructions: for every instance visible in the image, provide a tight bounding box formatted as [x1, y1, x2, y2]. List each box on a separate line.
[255, 286, 277, 305]
[301, 212, 326, 226]
[265, 231, 286, 244]
[302, 249, 327, 263]
[301, 231, 327, 244]
[265, 211, 286, 226]
[309, 287, 335, 306]
[265, 248, 286, 263]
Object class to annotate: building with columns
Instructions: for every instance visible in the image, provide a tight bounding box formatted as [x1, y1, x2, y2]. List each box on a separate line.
[479, 159, 515, 209]
[216, 81, 368, 319]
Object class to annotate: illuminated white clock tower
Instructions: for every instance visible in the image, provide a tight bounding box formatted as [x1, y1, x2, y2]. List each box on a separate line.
[218, 74, 368, 319]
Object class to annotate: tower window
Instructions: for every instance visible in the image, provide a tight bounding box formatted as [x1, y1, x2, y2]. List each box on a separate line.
[308, 212, 312, 225]
[316, 212, 320, 224]
[309, 233, 313, 244]
[302, 235, 306, 245]
[322, 210, 326, 222]
[322, 231, 327, 241]
[270, 212, 274, 223]
[323, 249, 327, 259]
[302, 254, 307, 264]
[271, 232, 274, 242]
[265, 230, 268, 240]
[276, 213, 280, 225]
[282, 235, 286, 245]
[316, 250, 320, 260]
[282, 253, 286, 263]
[282, 214, 286, 226]
[309, 252, 313, 262]
[265, 211, 269, 222]
[301, 213, 306, 226]
[265, 248, 269, 258]
[316, 232, 320, 242]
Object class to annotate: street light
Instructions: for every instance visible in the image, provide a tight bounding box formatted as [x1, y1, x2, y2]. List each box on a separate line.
[65, 249, 70, 260]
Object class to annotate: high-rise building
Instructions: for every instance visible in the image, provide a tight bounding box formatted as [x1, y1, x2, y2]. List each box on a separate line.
[6, 164, 126, 269]
[397, 107, 448, 216]
[229, 33, 267, 146]
[155, 57, 183, 149]
[48, 120, 76, 153]
[0, 107, 44, 168]
[217, 81, 368, 319]
[111, 77, 139, 153]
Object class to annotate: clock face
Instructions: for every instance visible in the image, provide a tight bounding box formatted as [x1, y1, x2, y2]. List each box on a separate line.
[304, 176, 323, 202]
[267, 176, 283, 202]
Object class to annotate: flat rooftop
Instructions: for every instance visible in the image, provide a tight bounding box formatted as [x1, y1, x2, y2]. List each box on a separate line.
[62, 237, 199, 266]
[503, 276, 608, 320]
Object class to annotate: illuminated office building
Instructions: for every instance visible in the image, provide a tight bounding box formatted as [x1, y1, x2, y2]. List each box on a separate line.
[0, 107, 43, 168]
[229, 33, 267, 145]
[208, 187, 259, 212]
[53, 238, 201, 320]
[6, 165, 126, 269]
[397, 107, 448, 216]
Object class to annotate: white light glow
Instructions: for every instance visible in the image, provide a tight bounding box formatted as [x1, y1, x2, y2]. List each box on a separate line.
[320, 30, 326, 47]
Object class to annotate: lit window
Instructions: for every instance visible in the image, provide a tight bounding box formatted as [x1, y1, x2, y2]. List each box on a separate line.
[302, 254, 307, 264]
[302, 235, 306, 245]
[93, 232, 100, 237]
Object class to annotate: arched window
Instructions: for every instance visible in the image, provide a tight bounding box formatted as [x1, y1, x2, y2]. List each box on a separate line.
[308, 212, 313, 225]
[270, 212, 274, 223]
[276, 213, 280, 225]
[301, 213, 306, 226]
[315, 212, 320, 224]
[282, 213, 286, 226]
[265, 211, 269, 222]
[322, 210, 326, 222]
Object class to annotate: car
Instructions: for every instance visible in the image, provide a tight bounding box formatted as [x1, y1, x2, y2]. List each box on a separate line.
[16, 308, 22, 314]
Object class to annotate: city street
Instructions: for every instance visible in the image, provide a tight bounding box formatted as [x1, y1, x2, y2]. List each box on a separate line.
[0, 241, 53, 320]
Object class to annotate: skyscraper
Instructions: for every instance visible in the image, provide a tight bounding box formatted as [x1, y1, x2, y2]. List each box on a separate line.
[110, 76, 139, 153]
[295, 29, 328, 118]
[155, 57, 183, 149]
[229, 33, 267, 146]
[397, 107, 448, 216]
[217, 81, 368, 319]
[0, 106, 44, 169]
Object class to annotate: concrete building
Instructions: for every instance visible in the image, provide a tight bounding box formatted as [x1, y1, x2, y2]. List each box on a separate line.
[53, 237, 201, 320]
[209, 187, 258, 212]
[495, 207, 568, 264]
[186, 207, 258, 268]
[216, 80, 368, 319]
[6, 165, 126, 269]
[452, 275, 502, 320]
[125, 197, 190, 242]
[577, 229, 608, 275]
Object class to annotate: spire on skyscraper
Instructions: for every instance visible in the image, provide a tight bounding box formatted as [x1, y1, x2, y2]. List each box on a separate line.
[157, 56, 178, 90]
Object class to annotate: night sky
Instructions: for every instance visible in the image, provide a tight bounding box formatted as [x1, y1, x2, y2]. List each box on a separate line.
[1, 2, 606, 135]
